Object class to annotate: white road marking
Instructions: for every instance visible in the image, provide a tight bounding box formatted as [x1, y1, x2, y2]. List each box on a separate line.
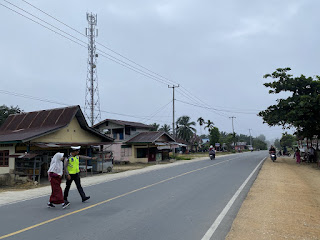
[201, 157, 266, 240]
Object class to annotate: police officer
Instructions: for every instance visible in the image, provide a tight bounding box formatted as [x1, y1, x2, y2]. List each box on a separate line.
[63, 146, 95, 208]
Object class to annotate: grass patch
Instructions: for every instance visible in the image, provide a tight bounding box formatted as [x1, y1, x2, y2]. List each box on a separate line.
[174, 155, 193, 160]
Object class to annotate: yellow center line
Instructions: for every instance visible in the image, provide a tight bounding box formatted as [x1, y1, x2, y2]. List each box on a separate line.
[0, 157, 239, 239]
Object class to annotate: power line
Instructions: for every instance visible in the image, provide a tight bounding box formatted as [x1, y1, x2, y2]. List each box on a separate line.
[0, 89, 170, 123]
[142, 100, 173, 124]
[2, 0, 265, 134]
[21, 0, 179, 87]
[1, 1, 174, 87]
[17, 0, 240, 116]
[0, 2, 87, 48]
[2, 1, 261, 117]
[176, 99, 257, 116]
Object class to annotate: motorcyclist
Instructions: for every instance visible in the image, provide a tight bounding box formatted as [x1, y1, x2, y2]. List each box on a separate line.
[269, 145, 277, 161]
[209, 145, 215, 158]
[269, 145, 276, 156]
[269, 145, 276, 153]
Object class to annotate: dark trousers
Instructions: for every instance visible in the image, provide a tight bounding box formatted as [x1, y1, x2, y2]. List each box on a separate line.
[64, 173, 86, 201]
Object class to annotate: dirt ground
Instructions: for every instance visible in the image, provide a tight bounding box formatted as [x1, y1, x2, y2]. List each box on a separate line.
[226, 157, 320, 240]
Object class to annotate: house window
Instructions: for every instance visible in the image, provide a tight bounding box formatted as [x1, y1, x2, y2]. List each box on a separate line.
[0, 150, 9, 167]
[137, 148, 148, 158]
[119, 133, 124, 140]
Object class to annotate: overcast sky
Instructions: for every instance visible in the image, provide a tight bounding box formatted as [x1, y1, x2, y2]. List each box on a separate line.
[1, 0, 319, 141]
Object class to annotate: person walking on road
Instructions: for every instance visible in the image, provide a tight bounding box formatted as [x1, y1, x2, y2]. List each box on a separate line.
[63, 146, 95, 207]
[47, 152, 67, 208]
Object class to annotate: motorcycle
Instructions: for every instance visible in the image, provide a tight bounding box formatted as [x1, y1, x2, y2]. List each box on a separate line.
[209, 150, 215, 160]
[277, 151, 291, 157]
[270, 151, 277, 162]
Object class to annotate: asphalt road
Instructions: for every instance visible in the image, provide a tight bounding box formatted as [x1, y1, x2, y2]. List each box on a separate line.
[0, 151, 267, 240]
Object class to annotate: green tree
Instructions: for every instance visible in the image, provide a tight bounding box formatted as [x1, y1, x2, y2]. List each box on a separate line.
[197, 117, 205, 135]
[0, 105, 22, 126]
[253, 138, 267, 150]
[256, 134, 266, 142]
[176, 116, 196, 142]
[149, 123, 160, 131]
[159, 124, 171, 134]
[197, 117, 205, 127]
[224, 133, 235, 150]
[259, 68, 320, 140]
[274, 138, 281, 149]
[199, 134, 208, 139]
[280, 133, 296, 148]
[209, 127, 220, 146]
[204, 120, 214, 133]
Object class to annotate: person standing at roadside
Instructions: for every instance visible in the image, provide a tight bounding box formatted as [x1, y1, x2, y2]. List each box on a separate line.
[63, 146, 95, 206]
[47, 152, 67, 208]
[295, 147, 301, 164]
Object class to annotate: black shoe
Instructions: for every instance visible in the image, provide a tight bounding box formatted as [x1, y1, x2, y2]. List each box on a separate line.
[82, 196, 90, 202]
[47, 202, 55, 208]
[62, 200, 70, 209]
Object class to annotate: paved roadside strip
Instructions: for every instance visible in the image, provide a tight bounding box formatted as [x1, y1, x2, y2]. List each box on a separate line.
[226, 157, 320, 240]
[0, 156, 208, 206]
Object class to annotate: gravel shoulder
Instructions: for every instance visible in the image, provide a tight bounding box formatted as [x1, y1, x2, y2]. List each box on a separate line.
[226, 157, 320, 240]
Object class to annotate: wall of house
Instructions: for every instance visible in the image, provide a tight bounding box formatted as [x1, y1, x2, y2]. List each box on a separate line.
[96, 123, 149, 142]
[32, 118, 101, 143]
[0, 144, 16, 175]
[129, 145, 148, 163]
[103, 143, 132, 162]
[96, 122, 123, 141]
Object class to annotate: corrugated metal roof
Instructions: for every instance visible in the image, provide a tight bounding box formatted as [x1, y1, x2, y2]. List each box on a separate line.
[126, 131, 175, 144]
[0, 105, 113, 143]
[93, 119, 151, 129]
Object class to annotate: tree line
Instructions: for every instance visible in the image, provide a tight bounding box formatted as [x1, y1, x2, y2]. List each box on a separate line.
[150, 116, 267, 151]
[259, 67, 320, 148]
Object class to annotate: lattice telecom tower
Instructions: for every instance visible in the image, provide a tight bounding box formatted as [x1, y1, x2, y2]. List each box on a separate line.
[85, 13, 101, 126]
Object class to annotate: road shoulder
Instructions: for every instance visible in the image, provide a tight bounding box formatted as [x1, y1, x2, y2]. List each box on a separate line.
[226, 157, 320, 239]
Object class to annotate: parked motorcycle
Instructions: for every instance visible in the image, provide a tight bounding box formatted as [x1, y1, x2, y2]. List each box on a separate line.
[277, 151, 291, 157]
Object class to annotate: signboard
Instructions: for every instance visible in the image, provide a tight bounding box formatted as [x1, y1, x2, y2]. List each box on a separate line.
[215, 143, 220, 147]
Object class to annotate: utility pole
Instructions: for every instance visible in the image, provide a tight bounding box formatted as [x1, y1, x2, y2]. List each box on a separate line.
[249, 129, 252, 147]
[85, 13, 101, 126]
[229, 116, 236, 150]
[168, 84, 179, 139]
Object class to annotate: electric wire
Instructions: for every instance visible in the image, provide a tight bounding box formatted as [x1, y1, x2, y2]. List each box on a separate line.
[1, 1, 260, 118]
[142, 100, 173, 124]
[1, 1, 268, 135]
[2, 1, 173, 87]
[16, 0, 251, 118]
[21, 0, 179, 87]
[0, 89, 170, 124]
[0, 3, 87, 48]
[176, 99, 258, 115]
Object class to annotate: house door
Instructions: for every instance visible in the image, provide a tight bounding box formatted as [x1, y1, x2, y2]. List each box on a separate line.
[148, 147, 157, 162]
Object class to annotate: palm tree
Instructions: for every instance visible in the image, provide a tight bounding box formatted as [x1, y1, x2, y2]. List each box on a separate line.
[159, 124, 171, 134]
[176, 116, 196, 142]
[197, 117, 205, 135]
[204, 120, 214, 133]
[150, 123, 160, 131]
